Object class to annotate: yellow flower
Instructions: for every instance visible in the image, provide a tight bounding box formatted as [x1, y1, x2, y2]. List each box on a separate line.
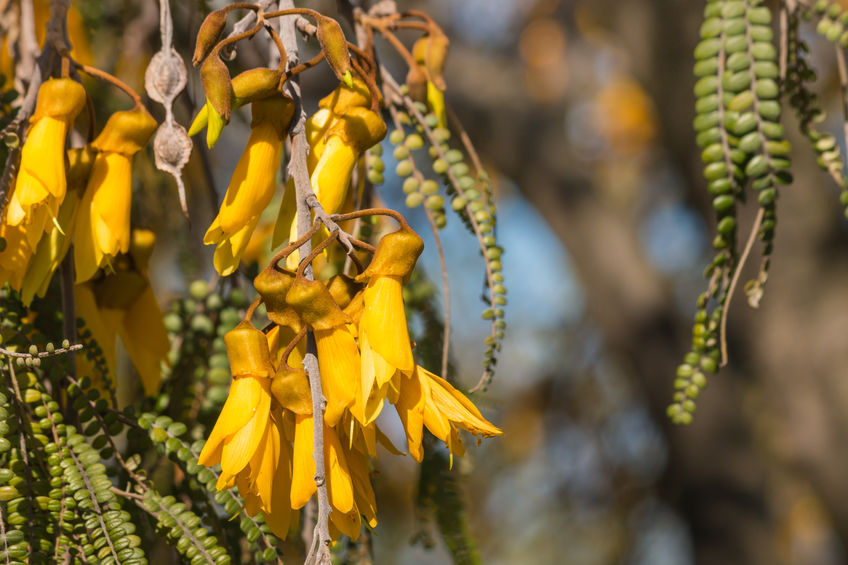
[6, 78, 86, 244]
[291, 413, 363, 539]
[21, 147, 94, 305]
[75, 229, 170, 396]
[198, 322, 275, 482]
[73, 106, 157, 283]
[204, 95, 294, 276]
[355, 226, 424, 424]
[0, 217, 35, 292]
[394, 365, 501, 462]
[235, 409, 298, 540]
[285, 276, 360, 426]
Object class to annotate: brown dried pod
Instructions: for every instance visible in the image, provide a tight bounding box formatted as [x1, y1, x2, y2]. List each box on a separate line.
[193, 9, 228, 67]
[406, 64, 428, 103]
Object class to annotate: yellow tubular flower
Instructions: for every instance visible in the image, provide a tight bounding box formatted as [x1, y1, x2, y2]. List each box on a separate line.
[285, 276, 360, 426]
[204, 95, 294, 276]
[78, 230, 170, 396]
[356, 226, 424, 423]
[311, 106, 387, 216]
[198, 322, 274, 486]
[235, 409, 297, 539]
[0, 200, 34, 290]
[21, 147, 94, 305]
[395, 365, 501, 463]
[7, 78, 86, 241]
[74, 107, 157, 283]
[291, 413, 359, 541]
[74, 281, 118, 393]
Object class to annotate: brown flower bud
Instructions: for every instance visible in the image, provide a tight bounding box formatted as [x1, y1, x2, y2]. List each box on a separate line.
[286, 277, 350, 331]
[316, 15, 353, 85]
[271, 367, 312, 415]
[200, 55, 233, 122]
[254, 268, 302, 332]
[406, 64, 428, 103]
[193, 9, 228, 67]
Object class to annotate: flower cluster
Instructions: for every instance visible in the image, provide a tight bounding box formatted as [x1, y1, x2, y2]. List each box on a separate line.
[0, 77, 168, 396]
[199, 217, 501, 540]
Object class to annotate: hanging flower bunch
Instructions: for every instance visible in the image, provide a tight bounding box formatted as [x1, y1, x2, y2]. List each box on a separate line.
[0, 56, 169, 397]
[187, 3, 504, 546]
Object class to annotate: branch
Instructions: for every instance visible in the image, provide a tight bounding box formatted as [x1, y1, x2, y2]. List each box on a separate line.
[278, 1, 332, 561]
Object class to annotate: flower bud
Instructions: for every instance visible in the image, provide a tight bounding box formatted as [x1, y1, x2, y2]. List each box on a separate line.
[200, 55, 233, 146]
[193, 9, 228, 67]
[318, 77, 375, 116]
[92, 106, 158, 156]
[271, 367, 312, 415]
[412, 32, 449, 91]
[316, 15, 353, 85]
[326, 274, 363, 309]
[285, 277, 350, 331]
[225, 321, 274, 378]
[405, 64, 428, 103]
[254, 268, 303, 331]
[357, 225, 424, 281]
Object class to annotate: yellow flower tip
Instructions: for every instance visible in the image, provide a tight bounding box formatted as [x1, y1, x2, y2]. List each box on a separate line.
[225, 321, 274, 379]
[32, 78, 87, 122]
[341, 70, 354, 88]
[206, 102, 226, 149]
[92, 107, 158, 156]
[318, 76, 373, 115]
[358, 225, 424, 281]
[187, 104, 209, 137]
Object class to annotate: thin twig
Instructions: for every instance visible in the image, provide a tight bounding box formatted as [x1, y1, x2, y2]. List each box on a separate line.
[719, 208, 764, 367]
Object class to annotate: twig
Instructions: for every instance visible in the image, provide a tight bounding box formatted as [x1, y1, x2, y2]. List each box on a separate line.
[0, 343, 82, 359]
[719, 208, 764, 367]
[835, 45, 848, 154]
[278, 0, 333, 560]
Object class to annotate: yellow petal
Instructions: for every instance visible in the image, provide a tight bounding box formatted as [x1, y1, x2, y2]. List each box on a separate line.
[314, 327, 359, 427]
[117, 286, 170, 395]
[421, 367, 502, 437]
[198, 375, 264, 466]
[220, 376, 272, 476]
[263, 413, 294, 539]
[290, 413, 317, 508]
[211, 215, 261, 276]
[324, 425, 354, 514]
[394, 369, 425, 462]
[311, 136, 356, 215]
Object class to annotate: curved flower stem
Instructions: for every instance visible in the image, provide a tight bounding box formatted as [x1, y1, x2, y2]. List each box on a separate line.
[77, 63, 143, 106]
[333, 207, 412, 230]
[244, 296, 263, 322]
[279, 326, 307, 374]
[295, 230, 339, 279]
[269, 220, 323, 267]
[211, 20, 264, 57]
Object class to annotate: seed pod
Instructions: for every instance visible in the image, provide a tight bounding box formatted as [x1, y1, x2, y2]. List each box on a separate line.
[193, 9, 228, 67]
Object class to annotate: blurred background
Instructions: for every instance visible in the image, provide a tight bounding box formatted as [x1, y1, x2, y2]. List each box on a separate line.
[15, 0, 848, 563]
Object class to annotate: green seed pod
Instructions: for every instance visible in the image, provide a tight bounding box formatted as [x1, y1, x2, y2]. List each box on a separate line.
[739, 131, 762, 153]
[389, 129, 405, 144]
[402, 177, 421, 194]
[433, 158, 448, 174]
[717, 216, 736, 236]
[421, 180, 439, 194]
[393, 145, 410, 160]
[425, 195, 444, 210]
[694, 38, 721, 59]
[396, 160, 414, 177]
[405, 134, 424, 149]
[405, 192, 424, 208]
[751, 41, 777, 61]
[367, 171, 384, 185]
[727, 90, 754, 112]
